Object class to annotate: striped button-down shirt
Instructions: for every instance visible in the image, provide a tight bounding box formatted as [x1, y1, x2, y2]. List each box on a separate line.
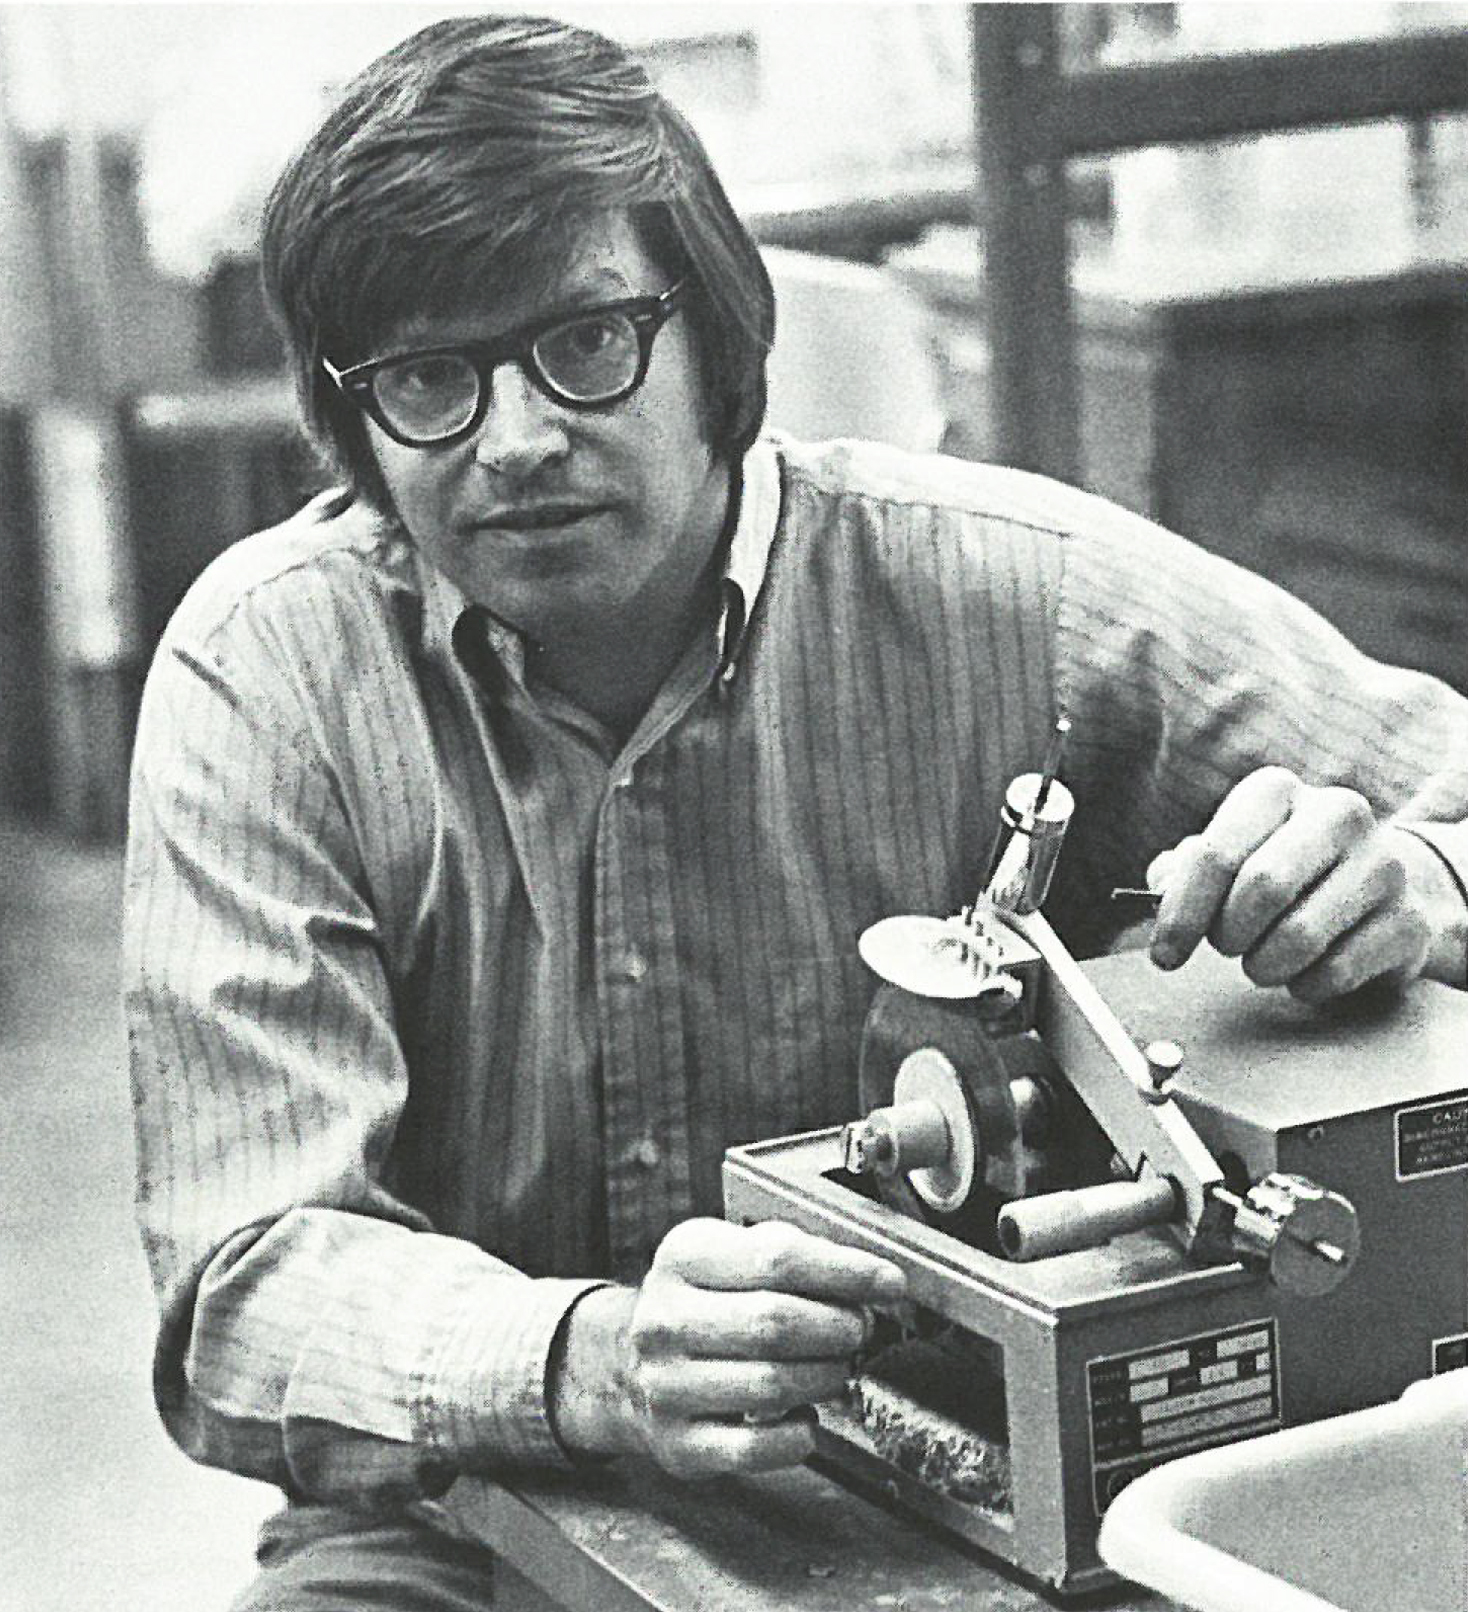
[124, 434, 1468, 1503]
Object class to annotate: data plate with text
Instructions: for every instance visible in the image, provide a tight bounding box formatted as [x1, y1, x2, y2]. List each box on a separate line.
[1087, 1319, 1281, 1514]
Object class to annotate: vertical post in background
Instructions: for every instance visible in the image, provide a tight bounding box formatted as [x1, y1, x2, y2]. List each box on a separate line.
[31, 12, 141, 842]
[969, 4, 1080, 483]
[0, 23, 59, 826]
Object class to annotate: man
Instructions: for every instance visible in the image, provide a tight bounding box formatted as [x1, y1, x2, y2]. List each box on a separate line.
[123, 13, 1468, 1609]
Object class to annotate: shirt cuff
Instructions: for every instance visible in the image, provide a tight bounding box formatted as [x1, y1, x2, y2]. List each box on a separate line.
[415, 1273, 610, 1470]
[1396, 821, 1468, 892]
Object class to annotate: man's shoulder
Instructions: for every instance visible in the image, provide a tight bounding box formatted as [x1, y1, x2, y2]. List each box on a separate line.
[162, 491, 415, 654]
[774, 435, 1176, 553]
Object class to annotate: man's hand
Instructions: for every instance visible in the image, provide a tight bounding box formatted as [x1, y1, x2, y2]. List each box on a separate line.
[549, 1218, 905, 1477]
[1146, 766, 1464, 1001]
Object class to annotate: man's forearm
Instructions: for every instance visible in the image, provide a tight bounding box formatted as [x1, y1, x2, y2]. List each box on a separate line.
[157, 1206, 608, 1498]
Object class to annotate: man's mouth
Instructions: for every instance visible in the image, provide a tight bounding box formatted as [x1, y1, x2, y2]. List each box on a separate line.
[470, 504, 606, 532]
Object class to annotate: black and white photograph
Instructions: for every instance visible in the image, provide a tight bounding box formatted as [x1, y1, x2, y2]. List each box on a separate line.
[4, 5, 1467, 1610]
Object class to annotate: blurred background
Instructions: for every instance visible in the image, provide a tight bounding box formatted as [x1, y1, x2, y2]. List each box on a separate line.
[2, 4, 1466, 1608]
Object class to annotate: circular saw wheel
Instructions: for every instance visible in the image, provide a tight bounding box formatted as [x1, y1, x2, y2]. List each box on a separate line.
[857, 983, 1038, 1251]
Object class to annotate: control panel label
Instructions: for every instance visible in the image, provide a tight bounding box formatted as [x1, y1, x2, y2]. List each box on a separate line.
[1086, 1319, 1281, 1515]
[1396, 1095, 1468, 1182]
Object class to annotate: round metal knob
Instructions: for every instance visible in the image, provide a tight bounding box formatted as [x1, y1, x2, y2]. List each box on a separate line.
[1141, 1039, 1184, 1104]
[1225, 1172, 1361, 1297]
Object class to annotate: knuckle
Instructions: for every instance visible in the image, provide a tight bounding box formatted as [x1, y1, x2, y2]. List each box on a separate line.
[652, 1220, 700, 1270]
[1192, 842, 1235, 883]
[1241, 950, 1282, 988]
[1328, 788, 1374, 832]
[1243, 926, 1313, 984]
[637, 1365, 678, 1415]
[1387, 911, 1431, 975]
[748, 1219, 804, 1277]
[752, 1364, 792, 1407]
[1377, 852, 1409, 901]
[747, 1297, 794, 1350]
[1159, 834, 1198, 870]
[1304, 955, 1353, 1000]
[1238, 864, 1291, 913]
[1247, 764, 1301, 810]
[629, 1308, 675, 1355]
[1259, 920, 1318, 975]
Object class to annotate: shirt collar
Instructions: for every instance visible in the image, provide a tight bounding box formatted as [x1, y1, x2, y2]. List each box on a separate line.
[418, 435, 783, 687]
[716, 435, 780, 683]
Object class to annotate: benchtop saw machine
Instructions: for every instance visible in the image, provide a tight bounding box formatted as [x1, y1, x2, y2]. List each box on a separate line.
[723, 725, 1468, 1594]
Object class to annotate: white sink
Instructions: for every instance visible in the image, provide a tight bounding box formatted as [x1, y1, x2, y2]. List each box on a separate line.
[1097, 1368, 1468, 1612]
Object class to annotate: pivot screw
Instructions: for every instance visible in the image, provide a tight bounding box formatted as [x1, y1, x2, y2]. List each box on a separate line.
[1142, 1039, 1184, 1104]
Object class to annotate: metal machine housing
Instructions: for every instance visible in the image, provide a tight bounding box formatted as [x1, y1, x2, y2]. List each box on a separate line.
[723, 945, 1468, 1594]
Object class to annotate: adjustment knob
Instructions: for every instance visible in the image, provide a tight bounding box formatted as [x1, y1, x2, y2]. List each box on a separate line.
[1221, 1172, 1361, 1297]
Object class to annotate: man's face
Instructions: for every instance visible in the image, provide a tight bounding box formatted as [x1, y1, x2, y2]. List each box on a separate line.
[363, 212, 729, 643]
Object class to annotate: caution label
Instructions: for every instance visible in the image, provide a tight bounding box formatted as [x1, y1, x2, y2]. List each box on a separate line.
[1396, 1094, 1468, 1182]
[1087, 1319, 1281, 1515]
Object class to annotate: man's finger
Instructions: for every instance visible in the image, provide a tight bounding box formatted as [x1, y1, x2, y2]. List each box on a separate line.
[655, 1218, 905, 1304]
[640, 1358, 850, 1418]
[1285, 906, 1432, 1003]
[633, 1284, 868, 1362]
[1212, 788, 1374, 957]
[1151, 768, 1298, 969]
[655, 1409, 817, 1479]
[1239, 849, 1400, 987]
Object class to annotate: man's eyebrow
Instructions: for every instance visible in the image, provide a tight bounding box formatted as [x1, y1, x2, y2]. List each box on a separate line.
[377, 273, 644, 353]
[544, 272, 638, 309]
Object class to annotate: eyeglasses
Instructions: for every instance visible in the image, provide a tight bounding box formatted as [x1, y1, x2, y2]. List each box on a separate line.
[322, 280, 687, 448]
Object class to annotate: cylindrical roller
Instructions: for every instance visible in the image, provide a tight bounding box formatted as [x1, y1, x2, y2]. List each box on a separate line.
[997, 1175, 1178, 1261]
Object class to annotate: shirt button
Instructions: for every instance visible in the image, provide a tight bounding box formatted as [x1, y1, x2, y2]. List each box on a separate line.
[631, 1137, 661, 1169]
[617, 950, 648, 983]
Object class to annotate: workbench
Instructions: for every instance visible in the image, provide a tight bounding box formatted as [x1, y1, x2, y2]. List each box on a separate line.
[443, 1461, 1174, 1612]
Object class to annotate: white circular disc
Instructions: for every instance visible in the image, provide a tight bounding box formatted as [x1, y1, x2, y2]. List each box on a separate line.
[892, 1047, 978, 1213]
[857, 914, 989, 1000]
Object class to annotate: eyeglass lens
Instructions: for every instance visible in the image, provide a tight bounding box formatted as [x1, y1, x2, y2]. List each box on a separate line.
[372, 309, 644, 441]
[374, 354, 480, 440]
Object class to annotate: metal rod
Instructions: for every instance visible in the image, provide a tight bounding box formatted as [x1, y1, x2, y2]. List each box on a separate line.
[1029, 714, 1070, 823]
[1109, 886, 1163, 914]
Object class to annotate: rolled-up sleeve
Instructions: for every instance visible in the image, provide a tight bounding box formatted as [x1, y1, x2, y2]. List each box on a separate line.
[123, 589, 603, 1502]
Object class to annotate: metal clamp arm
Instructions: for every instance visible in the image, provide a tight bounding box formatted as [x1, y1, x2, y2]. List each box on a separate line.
[1009, 910, 1225, 1243]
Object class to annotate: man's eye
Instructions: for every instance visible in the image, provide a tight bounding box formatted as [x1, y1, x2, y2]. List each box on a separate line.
[386, 354, 469, 394]
[560, 316, 618, 358]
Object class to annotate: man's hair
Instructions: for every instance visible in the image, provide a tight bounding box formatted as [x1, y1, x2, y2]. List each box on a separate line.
[261, 13, 775, 509]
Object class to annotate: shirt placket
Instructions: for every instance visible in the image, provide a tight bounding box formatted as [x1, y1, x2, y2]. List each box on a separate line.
[594, 740, 696, 1280]
[592, 634, 724, 1280]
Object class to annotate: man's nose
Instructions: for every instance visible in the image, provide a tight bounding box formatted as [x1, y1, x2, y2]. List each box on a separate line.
[472, 362, 570, 475]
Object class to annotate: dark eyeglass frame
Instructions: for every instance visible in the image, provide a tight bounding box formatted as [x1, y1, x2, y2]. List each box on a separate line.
[321, 280, 688, 448]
